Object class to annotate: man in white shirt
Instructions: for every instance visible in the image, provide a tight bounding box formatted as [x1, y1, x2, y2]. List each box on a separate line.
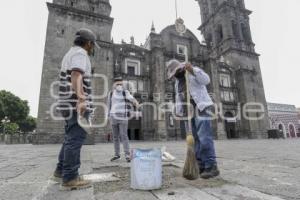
[107, 77, 139, 162]
[53, 28, 99, 190]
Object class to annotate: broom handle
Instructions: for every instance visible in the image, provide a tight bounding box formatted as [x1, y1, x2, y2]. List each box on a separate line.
[185, 53, 193, 134]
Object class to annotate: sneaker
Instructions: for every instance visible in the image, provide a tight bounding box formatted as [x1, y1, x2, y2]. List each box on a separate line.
[60, 177, 92, 191]
[125, 157, 131, 163]
[200, 165, 220, 179]
[51, 170, 62, 183]
[110, 156, 121, 162]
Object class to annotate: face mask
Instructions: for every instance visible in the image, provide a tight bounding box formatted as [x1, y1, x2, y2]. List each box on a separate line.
[116, 85, 123, 92]
[175, 70, 185, 79]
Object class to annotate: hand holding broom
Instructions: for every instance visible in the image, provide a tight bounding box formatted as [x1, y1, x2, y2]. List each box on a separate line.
[182, 54, 199, 180]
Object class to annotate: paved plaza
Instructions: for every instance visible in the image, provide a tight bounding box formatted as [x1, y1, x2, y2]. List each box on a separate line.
[0, 139, 299, 200]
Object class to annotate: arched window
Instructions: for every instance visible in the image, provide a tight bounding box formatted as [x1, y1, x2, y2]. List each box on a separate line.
[241, 23, 251, 43]
[219, 74, 231, 88]
[228, 0, 235, 6]
[201, 0, 210, 20]
[211, 0, 218, 12]
[66, 0, 76, 7]
[205, 33, 213, 47]
[215, 24, 224, 44]
[236, 0, 245, 9]
[231, 20, 239, 39]
[289, 124, 296, 138]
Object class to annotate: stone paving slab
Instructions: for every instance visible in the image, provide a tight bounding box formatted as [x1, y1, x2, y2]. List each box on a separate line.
[95, 190, 158, 200]
[0, 182, 46, 200]
[40, 183, 95, 200]
[203, 184, 285, 200]
[153, 187, 220, 200]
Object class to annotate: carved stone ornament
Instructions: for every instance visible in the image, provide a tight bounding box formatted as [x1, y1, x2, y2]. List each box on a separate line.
[175, 18, 186, 35]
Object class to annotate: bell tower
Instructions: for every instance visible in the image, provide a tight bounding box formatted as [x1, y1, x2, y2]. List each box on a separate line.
[35, 0, 114, 144]
[197, 0, 254, 52]
[196, 0, 270, 139]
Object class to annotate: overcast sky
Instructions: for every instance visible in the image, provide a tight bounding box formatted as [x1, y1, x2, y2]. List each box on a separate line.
[0, 0, 299, 117]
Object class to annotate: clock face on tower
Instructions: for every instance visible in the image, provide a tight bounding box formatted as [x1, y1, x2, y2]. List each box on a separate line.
[175, 18, 186, 35]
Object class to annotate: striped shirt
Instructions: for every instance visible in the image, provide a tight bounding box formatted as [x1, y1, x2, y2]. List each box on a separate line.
[56, 46, 93, 117]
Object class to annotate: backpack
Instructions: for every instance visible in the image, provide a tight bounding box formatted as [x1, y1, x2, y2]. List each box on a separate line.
[109, 90, 132, 117]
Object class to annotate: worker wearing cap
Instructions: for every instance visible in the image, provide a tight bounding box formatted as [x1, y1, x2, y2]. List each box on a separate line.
[53, 28, 99, 190]
[167, 59, 220, 179]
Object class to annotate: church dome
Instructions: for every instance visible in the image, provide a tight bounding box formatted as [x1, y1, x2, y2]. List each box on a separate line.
[159, 24, 203, 58]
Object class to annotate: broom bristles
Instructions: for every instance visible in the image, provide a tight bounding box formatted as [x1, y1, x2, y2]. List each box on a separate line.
[183, 135, 199, 180]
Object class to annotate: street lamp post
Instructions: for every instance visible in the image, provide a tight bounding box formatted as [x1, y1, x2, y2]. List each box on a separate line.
[1, 116, 10, 135]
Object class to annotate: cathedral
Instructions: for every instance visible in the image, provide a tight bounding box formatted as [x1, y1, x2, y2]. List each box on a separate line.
[35, 0, 270, 144]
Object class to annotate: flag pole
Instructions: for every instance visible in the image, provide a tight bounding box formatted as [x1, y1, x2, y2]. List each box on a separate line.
[175, 0, 178, 19]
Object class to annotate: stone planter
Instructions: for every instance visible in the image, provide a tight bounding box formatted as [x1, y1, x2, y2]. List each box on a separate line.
[5, 134, 12, 144]
[0, 134, 4, 143]
[5, 134, 22, 144]
[19, 134, 25, 144]
[20, 134, 29, 144]
[12, 134, 20, 144]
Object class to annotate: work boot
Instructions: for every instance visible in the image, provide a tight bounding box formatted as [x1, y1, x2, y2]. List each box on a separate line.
[200, 165, 220, 179]
[60, 177, 92, 191]
[51, 170, 62, 183]
[110, 155, 121, 162]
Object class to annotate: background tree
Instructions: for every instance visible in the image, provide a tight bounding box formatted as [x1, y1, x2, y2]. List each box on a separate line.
[3, 123, 19, 135]
[0, 99, 4, 120]
[0, 90, 29, 122]
[18, 116, 37, 133]
[0, 90, 36, 134]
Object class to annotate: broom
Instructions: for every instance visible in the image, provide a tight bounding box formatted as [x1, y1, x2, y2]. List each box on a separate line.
[182, 53, 199, 180]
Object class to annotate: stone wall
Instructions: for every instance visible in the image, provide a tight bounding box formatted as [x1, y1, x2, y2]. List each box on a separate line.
[35, 2, 113, 144]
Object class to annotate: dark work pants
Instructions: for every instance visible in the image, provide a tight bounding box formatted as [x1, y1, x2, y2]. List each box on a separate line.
[191, 107, 217, 170]
[55, 113, 87, 183]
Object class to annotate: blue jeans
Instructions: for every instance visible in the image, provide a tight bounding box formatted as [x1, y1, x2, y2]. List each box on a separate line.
[56, 113, 87, 183]
[191, 109, 217, 169]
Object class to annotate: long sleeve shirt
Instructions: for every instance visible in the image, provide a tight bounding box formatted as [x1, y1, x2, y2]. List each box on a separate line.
[175, 66, 213, 117]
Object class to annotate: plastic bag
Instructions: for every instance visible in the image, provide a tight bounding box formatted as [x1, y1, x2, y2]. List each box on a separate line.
[130, 148, 162, 190]
[161, 146, 176, 162]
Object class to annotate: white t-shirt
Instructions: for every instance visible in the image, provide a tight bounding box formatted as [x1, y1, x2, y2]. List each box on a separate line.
[61, 46, 91, 75]
[109, 90, 135, 114]
[57, 46, 93, 116]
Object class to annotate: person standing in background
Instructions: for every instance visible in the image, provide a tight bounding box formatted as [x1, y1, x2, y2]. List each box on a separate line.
[107, 77, 139, 163]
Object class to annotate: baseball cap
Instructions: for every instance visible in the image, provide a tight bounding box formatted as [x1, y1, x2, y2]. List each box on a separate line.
[75, 28, 100, 48]
[166, 59, 185, 80]
[114, 77, 123, 82]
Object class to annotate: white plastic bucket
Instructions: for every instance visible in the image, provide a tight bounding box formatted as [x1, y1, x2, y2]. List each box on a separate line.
[130, 148, 162, 190]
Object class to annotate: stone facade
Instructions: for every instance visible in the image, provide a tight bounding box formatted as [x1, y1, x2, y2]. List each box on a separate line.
[297, 108, 300, 124]
[268, 103, 300, 138]
[35, 0, 269, 144]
